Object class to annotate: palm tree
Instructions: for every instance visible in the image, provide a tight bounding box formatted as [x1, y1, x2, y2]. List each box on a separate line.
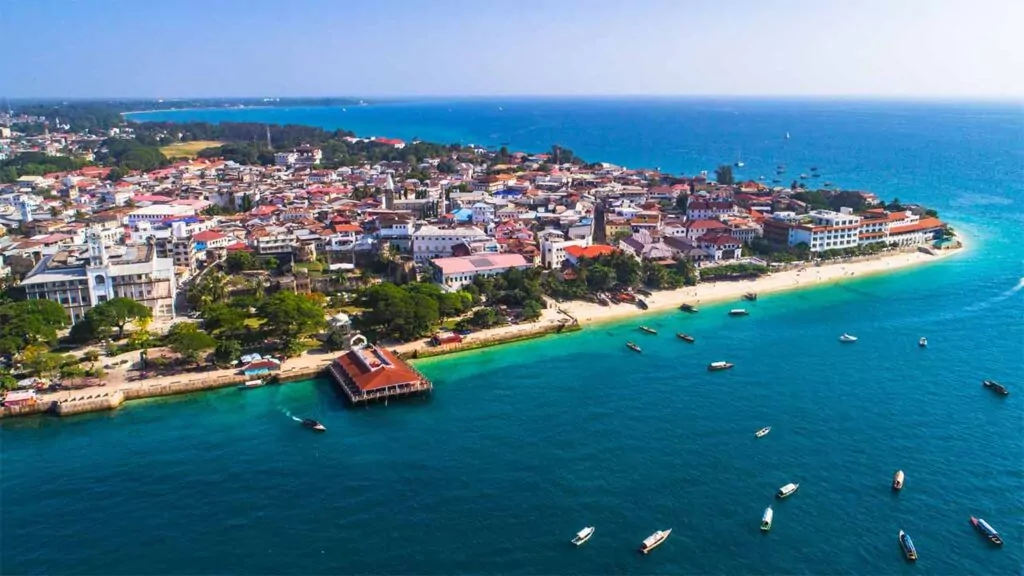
[252, 276, 266, 300]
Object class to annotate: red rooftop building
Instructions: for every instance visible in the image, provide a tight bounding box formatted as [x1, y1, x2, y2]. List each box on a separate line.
[328, 340, 432, 406]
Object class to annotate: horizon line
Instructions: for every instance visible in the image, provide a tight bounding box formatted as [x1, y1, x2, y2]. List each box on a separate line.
[8, 93, 1023, 104]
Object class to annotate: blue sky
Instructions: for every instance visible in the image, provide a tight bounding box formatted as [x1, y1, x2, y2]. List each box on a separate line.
[2, 0, 1021, 98]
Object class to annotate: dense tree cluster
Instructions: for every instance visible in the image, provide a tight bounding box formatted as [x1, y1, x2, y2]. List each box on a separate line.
[94, 138, 167, 172]
[0, 152, 86, 183]
[698, 263, 769, 280]
[356, 282, 474, 341]
[0, 300, 69, 355]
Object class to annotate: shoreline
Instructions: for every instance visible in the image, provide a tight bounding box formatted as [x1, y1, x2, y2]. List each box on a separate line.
[0, 241, 965, 420]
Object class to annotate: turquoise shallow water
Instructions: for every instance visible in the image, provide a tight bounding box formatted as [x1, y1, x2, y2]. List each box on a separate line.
[3, 100, 1022, 575]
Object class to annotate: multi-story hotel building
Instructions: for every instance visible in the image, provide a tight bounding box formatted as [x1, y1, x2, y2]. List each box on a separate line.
[20, 230, 177, 324]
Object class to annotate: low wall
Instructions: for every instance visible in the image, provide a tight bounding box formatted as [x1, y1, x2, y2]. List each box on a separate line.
[0, 401, 53, 419]
[54, 391, 125, 416]
[408, 322, 581, 360]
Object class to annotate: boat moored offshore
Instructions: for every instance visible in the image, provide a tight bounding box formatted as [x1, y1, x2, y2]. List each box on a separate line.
[639, 326, 657, 334]
[626, 341, 642, 353]
[707, 361, 734, 371]
[892, 470, 905, 490]
[571, 526, 595, 546]
[743, 292, 758, 301]
[639, 529, 671, 554]
[755, 426, 771, 438]
[970, 517, 1003, 545]
[839, 333, 858, 343]
[238, 379, 265, 389]
[761, 506, 773, 532]
[729, 309, 749, 316]
[919, 337, 928, 347]
[676, 333, 695, 343]
[982, 380, 1009, 395]
[776, 483, 799, 498]
[899, 530, 918, 561]
[679, 303, 699, 313]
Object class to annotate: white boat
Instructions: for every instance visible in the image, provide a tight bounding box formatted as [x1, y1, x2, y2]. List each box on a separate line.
[755, 426, 771, 438]
[776, 483, 799, 498]
[571, 526, 594, 546]
[238, 379, 265, 389]
[639, 529, 671, 554]
[839, 333, 858, 343]
[761, 506, 773, 531]
[729, 309, 749, 316]
[919, 337, 928, 347]
[785, 131, 791, 140]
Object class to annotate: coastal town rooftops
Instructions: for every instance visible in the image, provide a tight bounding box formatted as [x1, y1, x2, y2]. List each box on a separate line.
[334, 346, 423, 392]
[431, 253, 529, 275]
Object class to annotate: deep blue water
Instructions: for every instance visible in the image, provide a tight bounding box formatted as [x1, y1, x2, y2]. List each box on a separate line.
[3, 100, 1022, 575]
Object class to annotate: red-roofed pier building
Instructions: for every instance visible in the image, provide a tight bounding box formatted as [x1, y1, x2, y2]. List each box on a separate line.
[328, 337, 432, 405]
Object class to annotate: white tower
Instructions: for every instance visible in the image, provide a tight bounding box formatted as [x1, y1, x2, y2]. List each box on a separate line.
[85, 228, 114, 305]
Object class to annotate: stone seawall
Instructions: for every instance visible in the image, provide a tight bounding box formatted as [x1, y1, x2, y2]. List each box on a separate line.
[1, 365, 332, 421]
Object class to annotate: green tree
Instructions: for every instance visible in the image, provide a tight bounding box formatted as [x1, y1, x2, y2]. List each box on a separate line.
[201, 303, 249, 334]
[225, 251, 257, 273]
[21, 344, 64, 378]
[213, 339, 242, 367]
[166, 323, 217, 365]
[0, 373, 18, 391]
[714, 165, 735, 185]
[257, 292, 326, 339]
[89, 297, 152, 339]
[0, 299, 69, 351]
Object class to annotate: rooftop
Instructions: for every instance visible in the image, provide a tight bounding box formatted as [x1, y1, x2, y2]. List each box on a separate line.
[334, 346, 423, 392]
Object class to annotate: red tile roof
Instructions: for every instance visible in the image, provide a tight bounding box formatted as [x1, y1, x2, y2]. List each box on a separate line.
[890, 217, 943, 235]
[334, 347, 424, 392]
[564, 244, 617, 259]
[193, 230, 226, 242]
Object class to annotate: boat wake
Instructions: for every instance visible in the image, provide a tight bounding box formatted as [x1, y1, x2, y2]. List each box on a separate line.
[962, 277, 1024, 314]
[281, 409, 302, 423]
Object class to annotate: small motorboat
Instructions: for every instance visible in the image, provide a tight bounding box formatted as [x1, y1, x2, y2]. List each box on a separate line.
[970, 517, 1003, 545]
[238, 379, 265, 389]
[571, 526, 595, 546]
[636, 298, 649, 310]
[676, 333, 695, 343]
[636, 288, 653, 297]
[839, 333, 858, 343]
[301, 418, 326, 432]
[639, 325, 657, 335]
[983, 380, 1009, 395]
[755, 426, 771, 438]
[919, 337, 928, 347]
[626, 342, 642, 353]
[742, 292, 758, 301]
[776, 483, 799, 498]
[707, 361, 734, 372]
[892, 470, 905, 490]
[761, 506, 773, 532]
[639, 529, 671, 554]
[729, 309, 749, 316]
[899, 530, 918, 561]
[679, 303, 699, 313]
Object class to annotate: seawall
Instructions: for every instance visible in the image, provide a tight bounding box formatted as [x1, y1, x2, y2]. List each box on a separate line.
[1, 364, 329, 421]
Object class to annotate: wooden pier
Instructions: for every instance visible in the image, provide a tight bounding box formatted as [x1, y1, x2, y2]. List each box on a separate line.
[328, 342, 432, 406]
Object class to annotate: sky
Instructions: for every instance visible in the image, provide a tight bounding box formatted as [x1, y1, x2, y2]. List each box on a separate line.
[1, 0, 1022, 99]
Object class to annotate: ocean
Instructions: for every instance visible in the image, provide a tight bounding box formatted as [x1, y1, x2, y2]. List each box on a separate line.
[3, 99, 1022, 575]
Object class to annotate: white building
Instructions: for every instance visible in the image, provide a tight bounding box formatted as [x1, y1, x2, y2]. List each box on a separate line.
[540, 237, 590, 269]
[411, 225, 489, 263]
[429, 254, 533, 290]
[20, 230, 177, 324]
[789, 208, 863, 252]
[126, 204, 197, 226]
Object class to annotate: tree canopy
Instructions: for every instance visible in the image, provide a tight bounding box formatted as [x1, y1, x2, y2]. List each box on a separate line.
[257, 292, 326, 340]
[166, 323, 217, 365]
[0, 300, 69, 354]
[715, 165, 735, 185]
[89, 297, 152, 339]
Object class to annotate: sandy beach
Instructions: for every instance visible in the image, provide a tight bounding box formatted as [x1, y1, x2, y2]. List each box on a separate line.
[558, 244, 965, 326]
[30, 242, 964, 408]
